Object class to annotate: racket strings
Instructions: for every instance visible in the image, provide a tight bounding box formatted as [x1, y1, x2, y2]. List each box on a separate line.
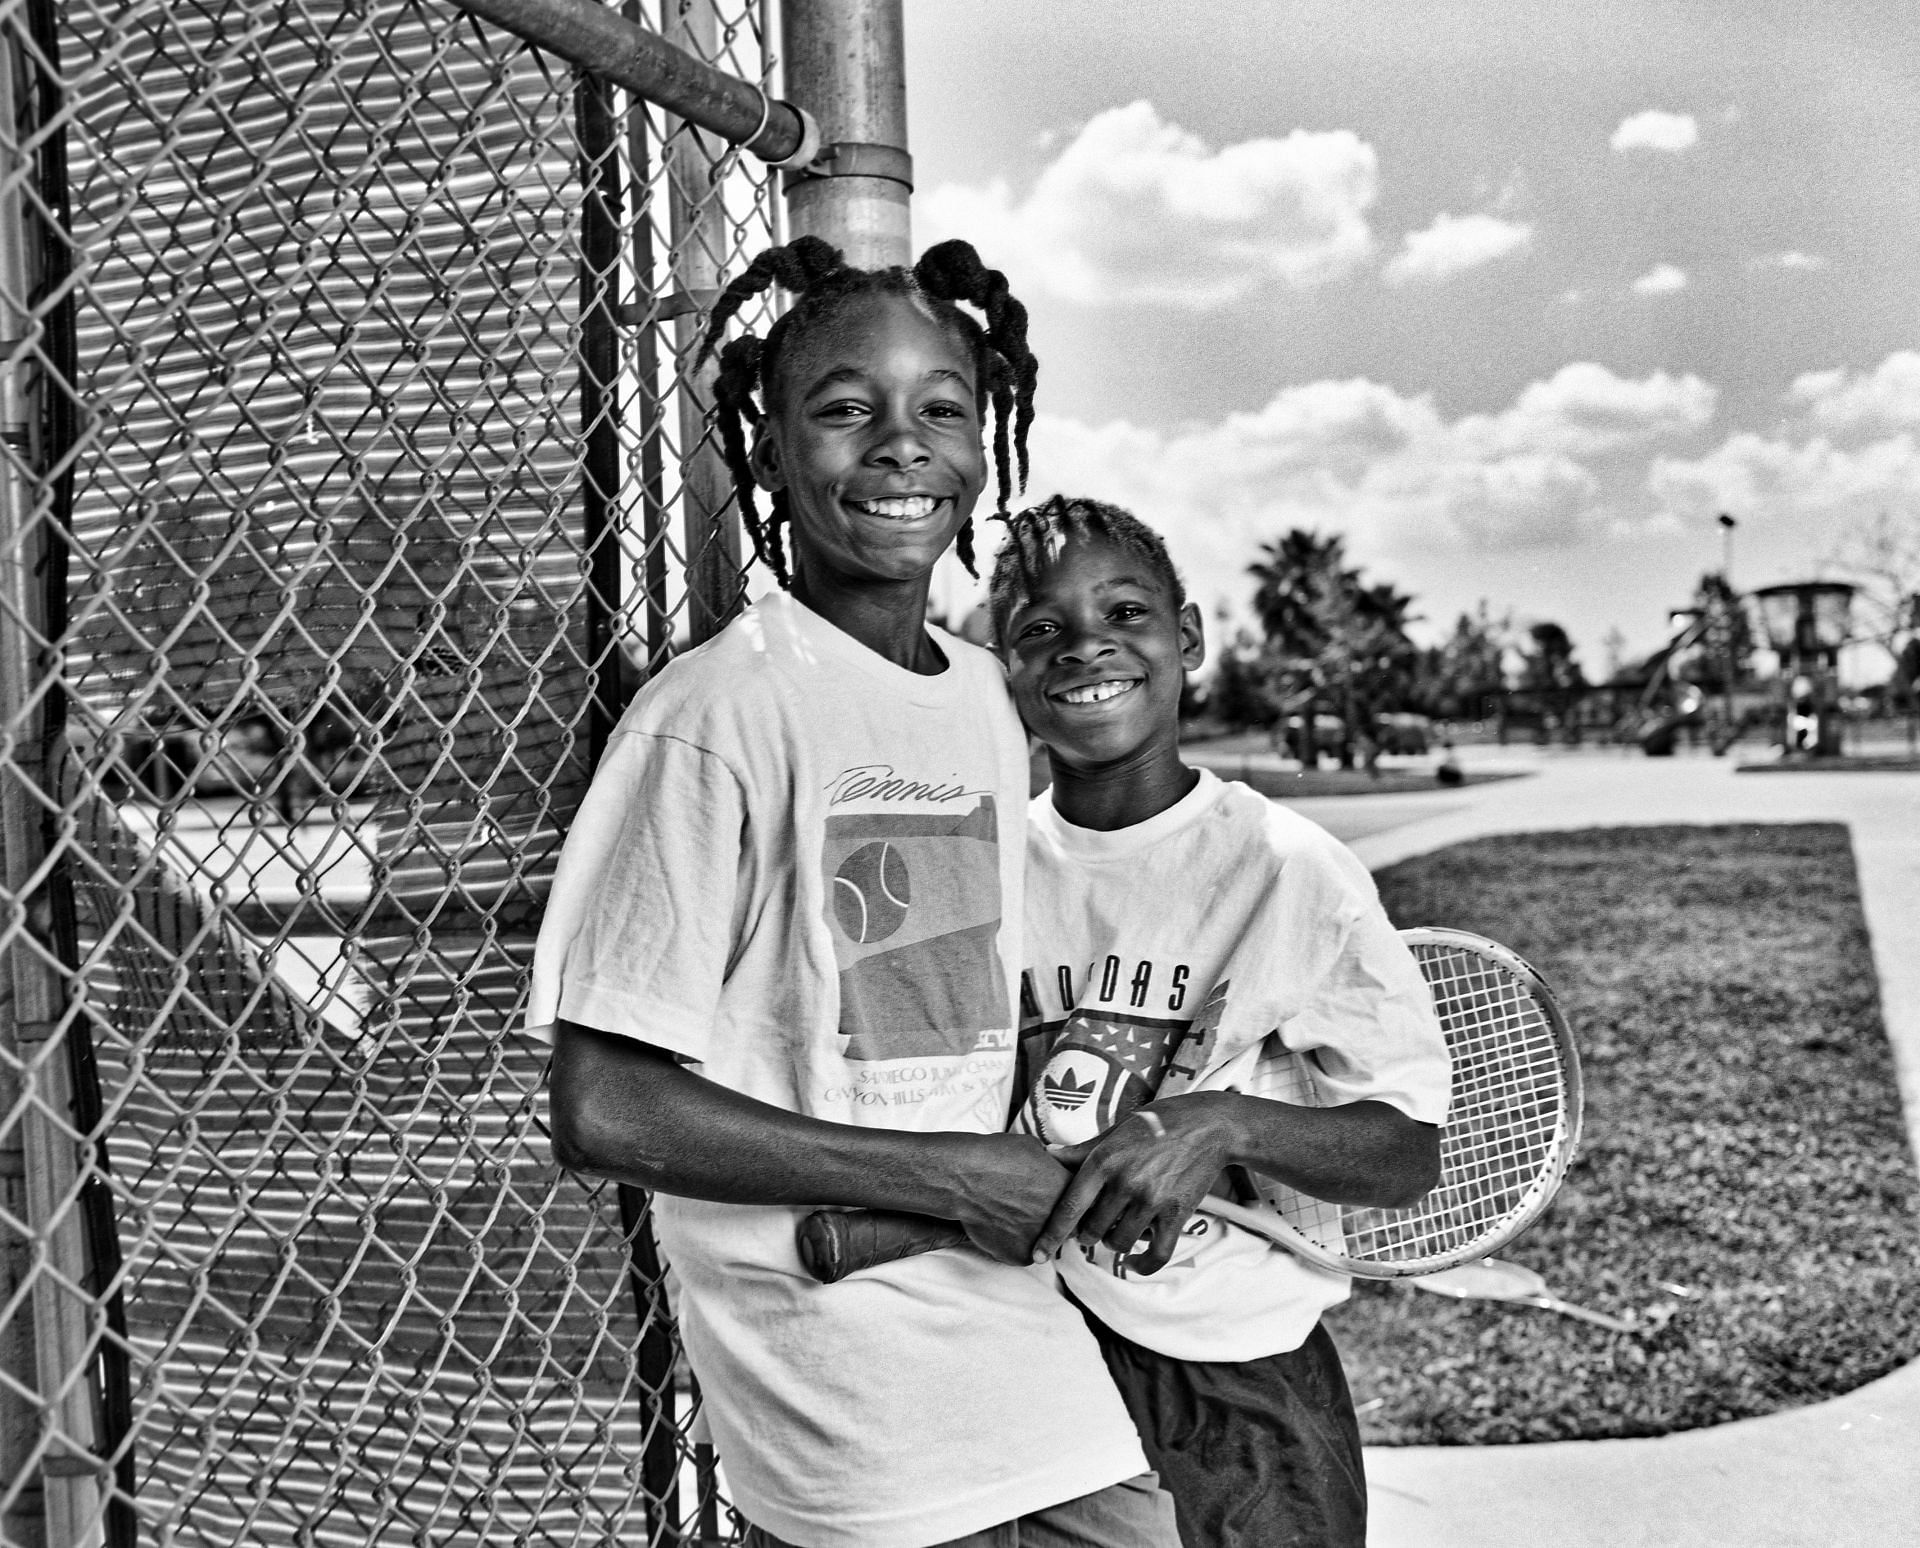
[1287, 943, 1571, 1269]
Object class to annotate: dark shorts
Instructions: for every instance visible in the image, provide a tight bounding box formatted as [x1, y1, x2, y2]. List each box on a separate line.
[1083, 1315, 1367, 1548]
[741, 1473, 1179, 1547]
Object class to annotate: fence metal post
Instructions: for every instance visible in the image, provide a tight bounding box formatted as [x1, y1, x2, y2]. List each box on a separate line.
[0, 17, 102, 1544]
[664, 0, 744, 645]
[621, 93, 673, 677]
[0, 972, 48, 1548]
[576, 68, 628, 751]
[574, 41, 686, 1544]
[779, 0, 909, 268]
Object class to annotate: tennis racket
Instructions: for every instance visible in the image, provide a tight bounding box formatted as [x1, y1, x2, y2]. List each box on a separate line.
[797, 927, 1582, 1284]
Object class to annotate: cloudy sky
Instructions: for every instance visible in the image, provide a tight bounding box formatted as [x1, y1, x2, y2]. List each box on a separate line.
[904, 0, 1920, 675]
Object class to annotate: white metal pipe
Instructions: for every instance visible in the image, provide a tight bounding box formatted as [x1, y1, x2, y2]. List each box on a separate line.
[780, 0, 910, 269]
[447, 0, 819, 166]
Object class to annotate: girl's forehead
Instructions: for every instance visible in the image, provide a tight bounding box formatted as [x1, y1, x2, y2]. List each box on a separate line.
[778, 294, 974, 391]
[1023, 535, 1171, 602]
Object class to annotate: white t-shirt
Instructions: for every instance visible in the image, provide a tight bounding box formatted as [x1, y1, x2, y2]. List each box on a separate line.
[528, 593, 1147, 1548]
[1017, 767, 1451, 1363]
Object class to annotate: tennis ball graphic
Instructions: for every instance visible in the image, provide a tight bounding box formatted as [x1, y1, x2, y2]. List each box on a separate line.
[833, 840, 912, 943]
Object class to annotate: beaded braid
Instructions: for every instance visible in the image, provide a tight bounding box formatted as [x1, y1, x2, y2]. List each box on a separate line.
[986, 494, 1187, 648]
[695, 236, 1038, 585]
[709, 333, 792, 585]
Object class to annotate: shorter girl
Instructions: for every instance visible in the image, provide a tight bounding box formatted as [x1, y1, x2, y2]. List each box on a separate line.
[990, 495, 1452, 1548]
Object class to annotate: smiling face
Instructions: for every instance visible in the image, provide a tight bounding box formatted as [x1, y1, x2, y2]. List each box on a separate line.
[750, 293, 988, 591]
[1002, 535, 1205, 775]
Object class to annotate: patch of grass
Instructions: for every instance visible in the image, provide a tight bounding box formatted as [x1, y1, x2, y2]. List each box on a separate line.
[1324, 824, 1920, 1445]
[1737, 756, 1920, 774]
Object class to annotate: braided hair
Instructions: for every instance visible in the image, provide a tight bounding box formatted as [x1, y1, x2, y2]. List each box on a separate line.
[987, 494, 1187, 648]
[696, 235, 1039, 588]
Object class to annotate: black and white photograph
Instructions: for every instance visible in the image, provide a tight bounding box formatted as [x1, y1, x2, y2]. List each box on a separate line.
[0, 2, 1913, 1545]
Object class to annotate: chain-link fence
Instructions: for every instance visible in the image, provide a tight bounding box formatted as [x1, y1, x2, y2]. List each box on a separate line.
[0, 0, 777, 1541]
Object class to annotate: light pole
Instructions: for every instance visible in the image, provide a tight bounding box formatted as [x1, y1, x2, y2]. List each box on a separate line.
[1717, 513, 1738, 734]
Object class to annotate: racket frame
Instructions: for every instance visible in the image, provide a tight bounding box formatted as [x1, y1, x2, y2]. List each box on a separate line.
[1193, 926, 1583, 1279]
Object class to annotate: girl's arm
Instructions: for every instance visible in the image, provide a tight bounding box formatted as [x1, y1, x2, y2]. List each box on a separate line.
[1030, 1092, 1440, 1276]
[551, 1020, 1073, 1266]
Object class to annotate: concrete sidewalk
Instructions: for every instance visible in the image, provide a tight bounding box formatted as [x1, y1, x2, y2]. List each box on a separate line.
[1266, 747, 1920, 1548]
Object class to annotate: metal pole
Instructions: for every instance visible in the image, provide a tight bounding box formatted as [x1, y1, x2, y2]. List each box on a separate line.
[0, 19, 103, 1544]
[664, 0, 744, 647]
[780, 0, 910, 268]
[618, 1183, 682, 1543]
[576, 69, 627, 754]
[1718, 512, 1738, 737]
[621, 96, 672, 677]
[446, 0, 818, 168]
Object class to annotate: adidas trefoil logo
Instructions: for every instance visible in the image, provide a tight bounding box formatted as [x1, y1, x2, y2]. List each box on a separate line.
[1043, 1070, 1096, 1110]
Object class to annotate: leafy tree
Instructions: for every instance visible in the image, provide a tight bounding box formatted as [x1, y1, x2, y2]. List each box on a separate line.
[1519, 621, 1588, 742]
[1823, 509, 1920, 672]
[1600, 626, 1629, 684]
[1208, 630, 1287, 731]
[1414, 603, 1512, 721]
[1676, 571, 1756, 691]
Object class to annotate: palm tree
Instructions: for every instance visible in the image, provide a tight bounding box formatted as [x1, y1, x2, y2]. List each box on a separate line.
[1249, 529, 1346, 659]
[1246, 530, 1418, 768]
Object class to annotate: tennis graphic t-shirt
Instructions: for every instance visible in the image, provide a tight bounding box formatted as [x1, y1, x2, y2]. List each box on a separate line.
[528, 593, 1146, 1548]
[1019, 768, 1451, 1362]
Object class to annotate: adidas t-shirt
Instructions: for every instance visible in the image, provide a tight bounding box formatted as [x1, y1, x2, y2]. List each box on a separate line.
[528, 592, 1147, 1548]
[1017, 768, 1451, 1362]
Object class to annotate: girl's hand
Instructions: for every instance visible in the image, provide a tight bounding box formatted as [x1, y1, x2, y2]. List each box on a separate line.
[941, 1131, 1076, 1265]
[1030, 1094, 1245, 1276]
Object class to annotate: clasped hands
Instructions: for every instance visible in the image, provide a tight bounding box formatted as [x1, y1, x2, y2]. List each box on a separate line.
[952, 1094, 1238, 1277]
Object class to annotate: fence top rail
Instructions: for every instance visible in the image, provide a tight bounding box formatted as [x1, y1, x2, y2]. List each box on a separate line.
[444, 0, 820, 167]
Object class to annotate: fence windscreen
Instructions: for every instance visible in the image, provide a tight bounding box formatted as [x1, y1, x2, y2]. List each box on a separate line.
[0, 0, 772, 1542]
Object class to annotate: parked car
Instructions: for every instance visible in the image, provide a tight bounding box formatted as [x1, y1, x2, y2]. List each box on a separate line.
[1374, 712, 1432, 756]
[1283, 712, 1348, 765]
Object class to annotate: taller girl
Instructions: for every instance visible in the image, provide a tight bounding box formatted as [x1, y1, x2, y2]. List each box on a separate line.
[531, 239, 1178, 1548]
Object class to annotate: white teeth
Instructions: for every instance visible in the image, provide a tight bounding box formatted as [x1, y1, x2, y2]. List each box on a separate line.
[855, 496, 938, 519]
[1059, 680, 1138, 705]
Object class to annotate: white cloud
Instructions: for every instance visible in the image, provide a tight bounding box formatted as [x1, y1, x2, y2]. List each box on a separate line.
[1749, 250, 1827, 272]
[1787, 351, 1920, 433]
[1012, 364, 1717, 626]
[1650, 430, 1920, 528]
[1471, 363, 1718, 459]
[917, 101, 1378, 308]
[1383, 212, 1533, 285]
[1646, 354, 1920, 608]
[1630, 263, 1689, 297]
[1610, 110, 1699, 153]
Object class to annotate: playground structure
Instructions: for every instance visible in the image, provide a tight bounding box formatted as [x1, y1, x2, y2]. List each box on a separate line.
[1752, 581, 1857, 759]
[1612, 580, 1875, 760]
[1614, 607, 1753, 758]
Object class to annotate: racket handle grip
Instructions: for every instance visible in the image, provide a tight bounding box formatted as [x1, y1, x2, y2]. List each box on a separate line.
[796, 1208, 969, 1284]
